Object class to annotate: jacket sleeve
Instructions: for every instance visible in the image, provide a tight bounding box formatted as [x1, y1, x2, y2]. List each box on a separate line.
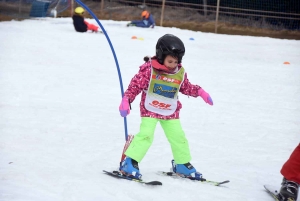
[179, 73, 201, 97]
[148, 15, 155, 25]
[124, 63, 151, 103]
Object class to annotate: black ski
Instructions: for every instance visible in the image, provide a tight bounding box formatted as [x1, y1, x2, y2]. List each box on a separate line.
[264, 185, 281, 201]
[103, 170, 162, 186]
[157, 171, 229, 186]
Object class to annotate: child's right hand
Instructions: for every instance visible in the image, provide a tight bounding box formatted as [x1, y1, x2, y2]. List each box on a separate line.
[119, 96, 130, 117]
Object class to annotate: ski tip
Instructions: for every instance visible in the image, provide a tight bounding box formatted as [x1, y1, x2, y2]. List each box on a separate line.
[264, 185, 280, 200]
[264, 185, 279, 193]
[146, 181, 163, 185]
[216, 180, 230, 186]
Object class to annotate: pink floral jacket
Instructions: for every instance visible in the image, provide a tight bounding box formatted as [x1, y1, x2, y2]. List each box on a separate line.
[124, 61, 201, 120]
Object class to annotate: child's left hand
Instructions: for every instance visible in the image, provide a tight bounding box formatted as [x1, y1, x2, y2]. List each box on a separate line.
[198, 88, 213, 105]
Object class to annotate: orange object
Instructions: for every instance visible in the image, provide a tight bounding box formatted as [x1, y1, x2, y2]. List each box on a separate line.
[84, 21, 98, 32]
[283, 61, 290, 64]
[131, 36, 137, 39]
[141, 10, 150, 19]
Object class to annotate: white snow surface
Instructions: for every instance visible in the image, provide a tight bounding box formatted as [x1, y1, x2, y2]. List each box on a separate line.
[0, 18, 300, 201]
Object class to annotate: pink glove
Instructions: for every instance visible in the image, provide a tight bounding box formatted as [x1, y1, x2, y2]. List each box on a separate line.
[198, 88, 213, 105]
[119, 96, 130, 117]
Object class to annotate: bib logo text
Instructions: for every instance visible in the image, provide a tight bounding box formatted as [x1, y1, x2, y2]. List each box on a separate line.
[153, 83, 177, 98]
[149, 100, 172, 110]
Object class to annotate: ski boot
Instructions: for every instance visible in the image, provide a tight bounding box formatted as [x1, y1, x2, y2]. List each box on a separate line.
[119, 157, 142, 180]
[278, 178, 299, 201]
[126, 23, 136, 27]
[92, 30, 103, 34]
[171, 159, 205, 181]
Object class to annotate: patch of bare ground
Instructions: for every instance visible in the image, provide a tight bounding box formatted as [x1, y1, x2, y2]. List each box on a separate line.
[1, 3, 299, 40]
[162, 21, 300, 40]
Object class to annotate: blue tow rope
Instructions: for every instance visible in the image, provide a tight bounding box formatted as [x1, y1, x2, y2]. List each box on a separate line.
[74, 0, 128, 141]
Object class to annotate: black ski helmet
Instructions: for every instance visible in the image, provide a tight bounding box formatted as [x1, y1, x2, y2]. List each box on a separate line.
[156, 34, 185, 64]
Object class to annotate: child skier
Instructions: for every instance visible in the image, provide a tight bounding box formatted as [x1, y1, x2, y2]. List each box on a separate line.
[278, 143, 300, 201]
[72, 7, 99, 33]
[127, 10, 155, 28]
[118, 34, 213, 180]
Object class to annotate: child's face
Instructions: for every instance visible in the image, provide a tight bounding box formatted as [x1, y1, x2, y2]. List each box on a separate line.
[163, 55, 178, 71]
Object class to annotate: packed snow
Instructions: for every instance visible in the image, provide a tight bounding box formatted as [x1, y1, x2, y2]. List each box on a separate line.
[0, 17, 300, 201]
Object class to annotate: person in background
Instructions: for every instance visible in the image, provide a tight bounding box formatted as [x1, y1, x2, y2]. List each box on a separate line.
[72, 7, 100, 33]
[278, 143, 299, 201]
[118, 34, 213, 180]
[127, 10, 155, 28]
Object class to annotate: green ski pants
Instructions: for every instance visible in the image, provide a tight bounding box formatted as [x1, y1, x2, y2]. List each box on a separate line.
[125, 117, 192, 164]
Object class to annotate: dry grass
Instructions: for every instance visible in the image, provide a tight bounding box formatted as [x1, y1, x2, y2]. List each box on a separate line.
[60, 6, 300, 40]
[162, 21, 300, 40]
[0, 14, 17, 21]
[1, 2, 300, 40]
